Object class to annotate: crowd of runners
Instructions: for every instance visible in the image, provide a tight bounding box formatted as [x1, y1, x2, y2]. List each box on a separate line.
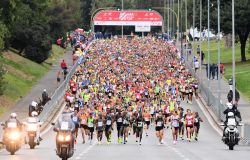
[64, 35, 203, 146]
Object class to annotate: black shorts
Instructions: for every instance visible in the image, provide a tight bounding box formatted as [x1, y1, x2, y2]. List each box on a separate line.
[105, 125, 112, 132]
[179, 122, 183, 128]
[186, 125, 193, 129]
[88, 127, 94, 132]
[151, 114, 155, 117]
[189, 92, 193, 96]
[145, 121, 150, 126]
[57, 77, 60, 82]
[172, 126, 179, 130]
[74, 123, 79, 128]
[155, 127, 164, 131]
[80, 124, 88, 129]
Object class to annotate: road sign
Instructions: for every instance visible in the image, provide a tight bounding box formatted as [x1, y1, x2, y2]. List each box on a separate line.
[135, 25, 151, 32]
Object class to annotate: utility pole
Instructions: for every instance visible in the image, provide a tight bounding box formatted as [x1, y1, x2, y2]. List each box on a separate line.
[122, 0, 124, 38]
[164, 0, 166, 33]
[168, 0, 170, 37]
[185, 0, 188, 60]
[193, 0, 195, 55]
[199, 0, 202, 70]
[208, 0, 211, 96]
[217, 0, 221, 118]
[232, 0, 236, 103]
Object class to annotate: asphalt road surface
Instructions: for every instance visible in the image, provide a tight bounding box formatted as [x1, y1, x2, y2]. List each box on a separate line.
[0, 100, 250, 160]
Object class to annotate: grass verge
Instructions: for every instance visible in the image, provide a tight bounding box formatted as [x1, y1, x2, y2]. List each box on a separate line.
[0, 44, 64, 116]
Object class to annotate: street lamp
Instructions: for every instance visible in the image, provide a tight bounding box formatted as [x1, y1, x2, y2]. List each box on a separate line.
[122, 0, 124, 38]
[217, 0, 221, 117]
[232, 0, 236, 103]
[152, 6, 179, 44]
[208, 0, 211, 95]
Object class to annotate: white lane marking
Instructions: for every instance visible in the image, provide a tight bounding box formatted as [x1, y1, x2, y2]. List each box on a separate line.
[164, 143, 189, 160]
[195, 98, 223, 136]
[75, 141, 97, 159]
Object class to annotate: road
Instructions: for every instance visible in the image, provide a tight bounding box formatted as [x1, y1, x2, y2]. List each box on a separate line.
[0, 100, 249, 160]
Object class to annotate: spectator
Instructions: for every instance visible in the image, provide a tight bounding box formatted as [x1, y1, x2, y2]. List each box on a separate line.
[194, 59, 199, 73]
[60, 59, 68, 70]
[210, 63, 216, 80]
[201, 51, 205, 64]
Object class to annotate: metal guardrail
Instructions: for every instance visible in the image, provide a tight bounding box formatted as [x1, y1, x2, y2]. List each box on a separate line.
[184, 57, 226, 122]
[183, 51, 249, 145]
[38, 42, 92, 122]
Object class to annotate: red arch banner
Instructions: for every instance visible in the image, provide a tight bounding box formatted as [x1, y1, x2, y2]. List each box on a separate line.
[93, 10, 163, 26]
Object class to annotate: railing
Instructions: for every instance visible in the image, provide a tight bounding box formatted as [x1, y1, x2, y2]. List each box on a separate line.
[38, 42, 93, 123]
[183, 49, 250, 145]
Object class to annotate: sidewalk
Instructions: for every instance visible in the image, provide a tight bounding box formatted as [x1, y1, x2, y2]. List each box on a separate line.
[0, 48, 73, 122]
[185, 52, 250, 123]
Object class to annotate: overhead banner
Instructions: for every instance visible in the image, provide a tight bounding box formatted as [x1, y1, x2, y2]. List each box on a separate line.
[93, 10, 163, 26]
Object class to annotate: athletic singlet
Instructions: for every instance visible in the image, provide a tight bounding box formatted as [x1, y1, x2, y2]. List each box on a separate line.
[88, 118, 94, 128]
[156, 118, 164, 127]
[144, 113, 150, 121]
[186, 115, 194, 127]
[171, 115, 179, 127]
[106, 116, 112, 126]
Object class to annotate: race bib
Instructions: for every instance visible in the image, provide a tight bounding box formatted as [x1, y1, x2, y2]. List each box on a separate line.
[106, 120, 112, 125]
[98, 121, 103, 127]
[187, 120, 192, 125]
[157, 121, 162, 127]
[72, 116, 78, 122]
[138, 122, 143, 127]
[195, 118, 198, 123]
[81, 119, 86, 124]
[88, 122, 94, 128]
[61, 122, 69, 130]
[117, 117, 122, 123]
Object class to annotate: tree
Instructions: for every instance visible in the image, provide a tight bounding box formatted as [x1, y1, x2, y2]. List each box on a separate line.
[0, 64, 5, 95]
[190, 0, 250, 62]
[0, 21, 9, 50]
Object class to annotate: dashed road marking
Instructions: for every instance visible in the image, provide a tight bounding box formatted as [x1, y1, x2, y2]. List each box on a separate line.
[75, 141, 97, 159]
[164, 143, 190, 160]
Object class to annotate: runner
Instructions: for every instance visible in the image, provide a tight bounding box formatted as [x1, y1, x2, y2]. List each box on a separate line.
[171, 110, 180, 144]
[115, 110, 123, 144]
[122, 111, 130, 144]
[96, 113, 104, 144]
[79, 109, 88, 144]
[71, 110, 80, 138]
[155, 112, 164, 145]
[193, 112, 203, 141]
[143, 110, 151, 137]
[185, 109, 194, 142]
[104, 111, 113, 144]
[87, 112, 95, 144]
[135, 112, 144, 145]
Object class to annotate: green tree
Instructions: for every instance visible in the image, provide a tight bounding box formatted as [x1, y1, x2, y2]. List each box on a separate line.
[0, 21, 9, 50]
[0, 64, 5, 95]
[190, 0, 250, 62]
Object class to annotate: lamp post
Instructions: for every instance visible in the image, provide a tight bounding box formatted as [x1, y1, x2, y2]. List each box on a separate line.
[185, 0, 188, 60]
[232, 0, 236, 103]
[217, 0, 221, 117]
[122, 0, 124, 38]
[193, 0, 195, 60]
[208, 0, 211, 95]
[153, 7, 179, 43]
[199, 0, 202, 70]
